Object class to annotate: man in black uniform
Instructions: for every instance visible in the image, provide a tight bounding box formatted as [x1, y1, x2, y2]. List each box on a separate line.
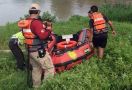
[9, 32, 25, 70]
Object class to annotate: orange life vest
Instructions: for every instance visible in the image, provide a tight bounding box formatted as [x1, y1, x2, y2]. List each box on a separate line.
[18, 19, 46, 51]
[91, 12, 107, 32]
[18, 19, 37, 45]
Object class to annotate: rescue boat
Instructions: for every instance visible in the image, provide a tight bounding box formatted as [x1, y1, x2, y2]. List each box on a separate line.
[47, 28, 94, 72]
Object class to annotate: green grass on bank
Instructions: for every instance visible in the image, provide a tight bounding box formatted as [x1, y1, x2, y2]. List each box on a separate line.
[0, 23, 18, 49]
[101, 4, 132, 23]
[0, 15, 132, 90]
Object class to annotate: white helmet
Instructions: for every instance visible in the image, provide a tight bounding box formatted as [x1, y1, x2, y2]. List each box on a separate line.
[29, 3, 41, 11]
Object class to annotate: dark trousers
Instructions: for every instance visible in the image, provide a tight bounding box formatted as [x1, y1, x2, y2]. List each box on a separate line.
[9, 38, 25, 70]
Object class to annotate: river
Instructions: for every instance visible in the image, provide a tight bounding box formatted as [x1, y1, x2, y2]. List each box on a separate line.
[0, 0, 131, 25]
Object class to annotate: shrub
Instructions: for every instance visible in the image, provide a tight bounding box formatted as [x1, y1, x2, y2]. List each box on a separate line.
[41, 11, 56, 22]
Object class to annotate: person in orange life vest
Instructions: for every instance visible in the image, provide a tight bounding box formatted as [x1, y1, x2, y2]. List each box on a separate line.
[20, 3, 55, 88]
[88, 5, 116, 59]
[8, 19, 52, 72]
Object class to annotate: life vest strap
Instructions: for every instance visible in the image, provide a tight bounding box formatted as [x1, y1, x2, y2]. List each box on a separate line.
[94, 22, 106, 26]
[94, 28, 108, 34]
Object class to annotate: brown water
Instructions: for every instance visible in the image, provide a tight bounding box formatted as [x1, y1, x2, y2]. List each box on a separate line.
[0, 0, 131, 25]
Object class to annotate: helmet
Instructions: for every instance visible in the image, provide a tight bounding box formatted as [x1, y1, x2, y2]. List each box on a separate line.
[29, 3, 41, 11]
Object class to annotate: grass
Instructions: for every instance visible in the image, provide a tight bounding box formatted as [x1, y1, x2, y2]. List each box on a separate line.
[100, 4, 132, 23]
[0, 23, 18, 49]
[0, 15, 132, 90]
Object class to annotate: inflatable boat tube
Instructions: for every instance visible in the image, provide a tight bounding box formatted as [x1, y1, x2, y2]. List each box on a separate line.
[57, 40, 77, 49]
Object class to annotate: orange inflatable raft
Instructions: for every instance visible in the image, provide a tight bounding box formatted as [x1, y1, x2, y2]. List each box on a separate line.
[47, 28, 94, 73]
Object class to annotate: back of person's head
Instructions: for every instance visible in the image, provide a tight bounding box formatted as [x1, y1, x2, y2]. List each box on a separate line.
[29, 3, 41, 14]
[90, 5, 98, 12]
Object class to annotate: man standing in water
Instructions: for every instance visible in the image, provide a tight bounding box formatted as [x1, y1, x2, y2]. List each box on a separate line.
[88, 5, 116, 59]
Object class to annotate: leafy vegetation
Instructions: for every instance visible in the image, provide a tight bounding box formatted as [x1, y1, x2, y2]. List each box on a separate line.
[41, 11, 56, 22]
[0, 23, 18, 49]
[101, 4, 132, 23]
